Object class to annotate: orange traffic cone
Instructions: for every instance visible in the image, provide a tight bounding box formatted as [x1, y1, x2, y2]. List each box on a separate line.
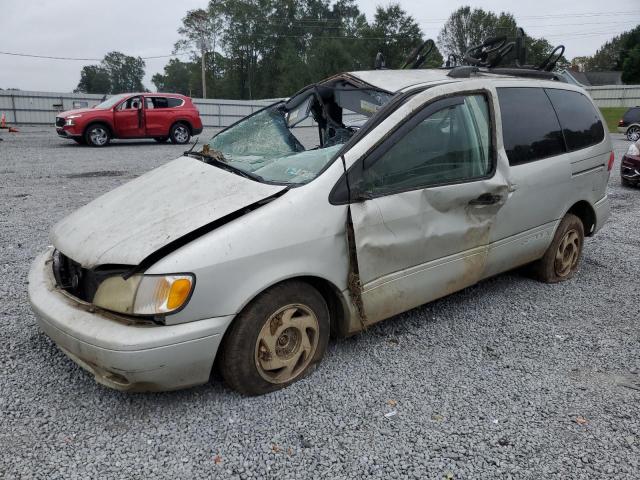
[1, 113, 6, 129]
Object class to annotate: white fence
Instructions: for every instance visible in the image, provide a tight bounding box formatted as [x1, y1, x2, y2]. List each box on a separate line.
[2, 84, 639, 127]
[585, 86, 640, 108]
[0, 90, 277, 127]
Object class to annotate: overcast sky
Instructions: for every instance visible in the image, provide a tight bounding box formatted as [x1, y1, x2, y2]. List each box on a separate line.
[1, 0, 638, 93]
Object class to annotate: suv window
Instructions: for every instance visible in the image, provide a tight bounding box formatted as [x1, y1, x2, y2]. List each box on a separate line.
[145, 97, 169, 109]
[167, 97, 184, 108]
[362, 94, 493, 195]
[623, 107, 640, 123]
[545, 89, 604, 151]
[498, 87, 565, 165]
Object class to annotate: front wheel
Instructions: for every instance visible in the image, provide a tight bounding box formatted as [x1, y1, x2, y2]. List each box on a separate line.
[84, 124, 110, 147]
[170, 123, 190, 145]
[219, 281, 330, 396]
[627, 126, 640, 142]
[531, 213, 584, 283]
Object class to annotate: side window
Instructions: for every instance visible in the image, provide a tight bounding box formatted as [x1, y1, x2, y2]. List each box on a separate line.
[118, 96, 142, 110]
[623, 107, 640, 123]
[147, 97, 169, 109]
[497, 87, 565, 165]
[167, 97, 184, 108]
[145, 97, 155, 109]
[545, 89, 604, 151]
[362, 94, 493, 195]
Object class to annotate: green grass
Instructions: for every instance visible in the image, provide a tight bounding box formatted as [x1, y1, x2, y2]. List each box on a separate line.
[599, 107, 627, 133]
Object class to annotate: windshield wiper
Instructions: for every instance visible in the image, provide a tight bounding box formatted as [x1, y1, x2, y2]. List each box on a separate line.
[184, 147, 265, 183]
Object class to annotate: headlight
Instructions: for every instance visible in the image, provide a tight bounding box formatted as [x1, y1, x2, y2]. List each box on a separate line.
[93, 274, 195, 316]
[627, 143, 640, 157]
[65, 114, 82, 126]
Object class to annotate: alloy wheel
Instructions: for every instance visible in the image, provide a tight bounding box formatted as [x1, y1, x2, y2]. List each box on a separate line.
[554, 229, 581, 277]
[90, 127, 108, 146]
[254, 304, 319, 384]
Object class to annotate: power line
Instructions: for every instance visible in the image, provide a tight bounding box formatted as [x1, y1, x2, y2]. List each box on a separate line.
[0, 50, 192, 61]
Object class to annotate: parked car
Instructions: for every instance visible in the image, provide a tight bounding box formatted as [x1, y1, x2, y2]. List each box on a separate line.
[617, 106, 640, 141]
[621, 138, 640, 187]
[30, 68, 612, 395]
[55, 93, 203, 146]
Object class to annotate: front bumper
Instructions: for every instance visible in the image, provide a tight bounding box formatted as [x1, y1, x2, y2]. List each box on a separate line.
[56, 127, 82, 138]
[621, 154, 640, 182]
[28, 248, 233, 391]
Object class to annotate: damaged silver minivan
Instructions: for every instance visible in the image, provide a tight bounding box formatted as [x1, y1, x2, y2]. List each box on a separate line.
[29, 68, 612, 395]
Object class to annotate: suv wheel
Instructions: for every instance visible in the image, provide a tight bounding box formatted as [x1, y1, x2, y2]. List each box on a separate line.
[531, 213, 584, 283]
[219, 281, 330, 396]
[627, 126, 640, 142]
[84, 124, 110, 147]
[170, 123, 190, 144]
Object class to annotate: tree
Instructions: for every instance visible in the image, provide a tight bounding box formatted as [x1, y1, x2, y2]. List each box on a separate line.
[437, 7, 516, 60]
[622, 45, 640, 83]
[175, 7, 222, 98]
[152, 58, 193, 95]
[364, 4, 430, 69]
[75, 52, 145, 94]
[102, 52, 146, 93]
[75, 65, 111, 94]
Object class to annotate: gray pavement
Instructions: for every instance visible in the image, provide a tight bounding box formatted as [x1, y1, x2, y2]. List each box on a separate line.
[1, 128, 639, 479]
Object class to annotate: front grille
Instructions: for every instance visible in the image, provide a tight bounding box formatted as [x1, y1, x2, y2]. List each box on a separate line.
[52, 251, 98, 302]
[55, 117, 65, 127]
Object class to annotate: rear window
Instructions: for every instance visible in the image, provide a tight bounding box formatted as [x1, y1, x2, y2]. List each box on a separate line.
[146, 97, 168, 109]
[497, 87, 565, 165]
[545, 89, 604, 151]
[167, 97, 184, 108]
[623, 107, 640, 123]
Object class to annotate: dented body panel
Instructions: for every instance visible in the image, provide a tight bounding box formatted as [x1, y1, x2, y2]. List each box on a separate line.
[51, 156, 286, 268]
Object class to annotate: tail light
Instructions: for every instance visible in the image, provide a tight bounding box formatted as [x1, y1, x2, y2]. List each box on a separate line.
[618, 119, 625, 127]
[607, 151, 615, 171]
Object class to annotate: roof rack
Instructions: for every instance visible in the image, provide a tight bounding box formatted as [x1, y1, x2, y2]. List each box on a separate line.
[447, 66, 561, 81]
[457, 27, 565, 78]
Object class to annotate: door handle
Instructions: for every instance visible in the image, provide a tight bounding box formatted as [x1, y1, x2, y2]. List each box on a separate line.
[468, 193, 502, 206]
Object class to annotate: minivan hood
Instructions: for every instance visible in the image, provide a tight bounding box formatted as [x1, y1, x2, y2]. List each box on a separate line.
[52, 157, 287, 268]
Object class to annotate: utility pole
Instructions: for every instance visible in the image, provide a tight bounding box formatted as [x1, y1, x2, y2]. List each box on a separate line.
[200, 36, 207, 99]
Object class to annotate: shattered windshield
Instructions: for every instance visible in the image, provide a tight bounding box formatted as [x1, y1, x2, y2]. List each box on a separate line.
[206, 83, 392, 185]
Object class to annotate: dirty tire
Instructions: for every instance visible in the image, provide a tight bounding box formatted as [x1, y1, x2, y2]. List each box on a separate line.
[84, 123, 110, 147]
[219, 281, 330, 396]
[169, 123, 190, 145]
[154, 137, 168, 143]
[531, 213, 584, 283]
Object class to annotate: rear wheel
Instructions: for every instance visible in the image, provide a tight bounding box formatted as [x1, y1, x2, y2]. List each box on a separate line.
[627, 126, 640, 142]
[219, 281, 330, 396]
[84, 124, 110, 147]
[531, 213, 584, 283]
[170, 123, 190, 145]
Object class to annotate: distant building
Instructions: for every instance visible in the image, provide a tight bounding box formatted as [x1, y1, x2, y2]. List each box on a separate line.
[560, 70, 623, 86]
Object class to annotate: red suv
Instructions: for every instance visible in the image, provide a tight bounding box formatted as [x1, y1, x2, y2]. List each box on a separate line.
[55, 93, 203, 147]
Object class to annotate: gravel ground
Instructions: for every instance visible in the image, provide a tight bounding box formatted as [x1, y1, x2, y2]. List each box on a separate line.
[1, 127, 639, 479]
